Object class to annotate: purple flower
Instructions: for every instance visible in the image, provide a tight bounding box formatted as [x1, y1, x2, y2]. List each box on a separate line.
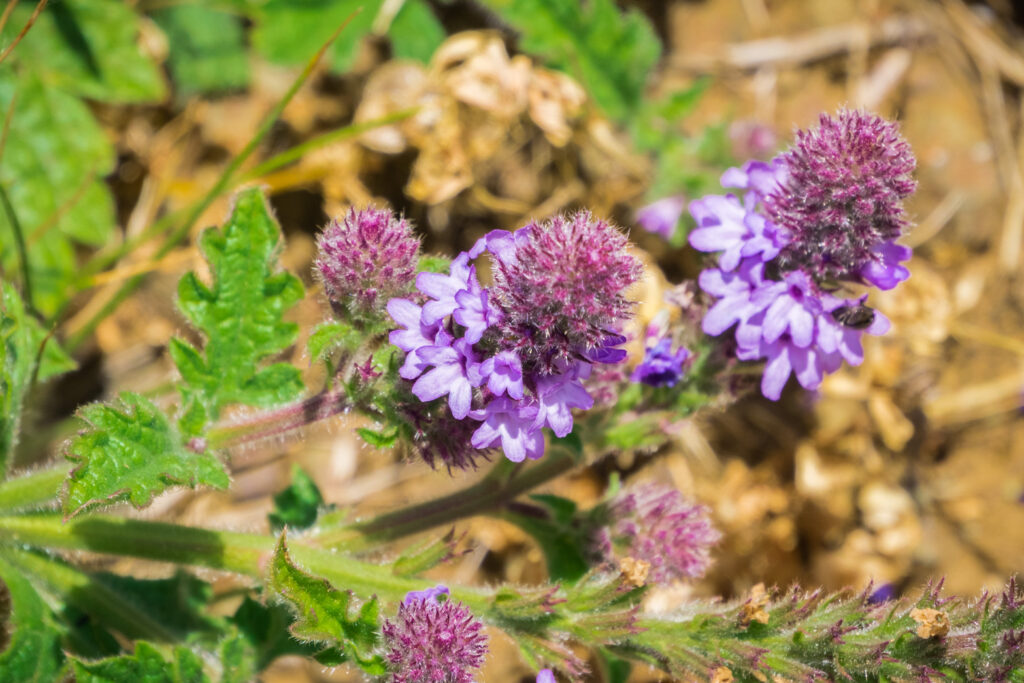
[470, 396, 544, 462]
[491, 212, 641, 373]
[417, 253, 474, 325]
[315, 206, 420, 319]
[536, 670, 557, 683]
[388, 298, 441, 380]
[535, 365, 594, 438]
[412, 338, 483, 420]
[766, 109, 916, 283]
[405, 402, 491, 472]
[697, 260, 769, 340]
[636, 195, 685, 239]
[382, 588, 488, 683]
[631, 338, 690, 388]
[868, 583, 897, 604]
[861, 241, 911, 290]
[404, 585, 450, 605]
[452, 271, 501, 344]
[599, 483, 720, 584]
[480, 350, 524, 399]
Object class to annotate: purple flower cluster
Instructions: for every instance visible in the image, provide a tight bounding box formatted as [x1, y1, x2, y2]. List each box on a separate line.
[315, 206, 420, 319]
[382, 585, 488, 683]
[389, 213, 640, 464]
[689, 110, 914, 400]
[597, 483, 720, 584]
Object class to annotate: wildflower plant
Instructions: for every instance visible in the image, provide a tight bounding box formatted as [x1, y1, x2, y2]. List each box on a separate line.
[2, 107, 1024, 683]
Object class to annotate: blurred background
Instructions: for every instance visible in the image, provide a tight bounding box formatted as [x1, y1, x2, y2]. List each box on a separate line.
[4, 0, 1024, 680]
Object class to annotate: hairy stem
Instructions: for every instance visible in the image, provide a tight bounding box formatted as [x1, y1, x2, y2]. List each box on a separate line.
[205, 388, 350, 450]
[0, 462, 70, 513]
[311, 446, 577, 550]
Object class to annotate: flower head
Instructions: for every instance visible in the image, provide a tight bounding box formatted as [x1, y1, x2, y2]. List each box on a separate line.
[316, 207, 420, 319]
[382, 587, 488, 683]
[490, 212, 641, 373]
[766, 109, 916, 284]
[599, 484, 720, 584]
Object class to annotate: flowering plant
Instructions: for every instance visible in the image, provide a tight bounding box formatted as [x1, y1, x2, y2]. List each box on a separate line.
[1, 109, 1021, 683]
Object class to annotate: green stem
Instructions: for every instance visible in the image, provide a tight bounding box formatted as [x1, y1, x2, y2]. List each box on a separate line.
[0, 183, 33, 313]
[312, 446, 578, 550]
[0, 462, 70, 513]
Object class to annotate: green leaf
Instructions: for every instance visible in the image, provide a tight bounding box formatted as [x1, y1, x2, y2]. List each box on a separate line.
[151, 5, 249, 96]
[268, 535, 386, 674]
[171, 188, 304, 433]
[2, 0, 165, 102]
[0, 556, 66, 683]
[504, 497, 591, 584]
[0, 283, 73, 475]
[252, 0, 379, 73]
[228, 596, 319, 670]
[216, 628, 258, 683]
[63, 392, 229, 518]
[306, 321, 362, 362]
[71, 641, 209, 683]
[481, 0, 661, 120]
[268, 465, 325, 533]
[0, 70, 117, 315]
[388, 0, 445, 62]
[416, 254, 451, 274]
[356, 425, 399, 448]
[392, 528, 459, 577]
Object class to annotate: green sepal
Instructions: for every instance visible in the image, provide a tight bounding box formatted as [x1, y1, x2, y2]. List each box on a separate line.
[306, 321, 362, 363]
[62, 392, 229, 519]
[268, 534, 386, 674]
[172, 188, 304, 434]
[356, 425, 399, 449]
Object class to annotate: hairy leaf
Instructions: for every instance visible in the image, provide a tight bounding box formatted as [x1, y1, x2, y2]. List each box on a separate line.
[151, 5, 249, 96]
[63, 392, 229, 518]
[504, 501, 591, 584]
[268, 465, 325, 533]
[0, 283, 74, 475]
[268, 535, 386, 674]
[306, 321, 362, 363]
[0, 557, 66, 683]
[216, 628, 257, 683]
[71, 641, 209, 683]
[481, 0, 660, 121]
[2, 0, 165, 102]
[228, 596, 319, 670]
[170, 188, 304, 434]
[0, 71, 117, 315]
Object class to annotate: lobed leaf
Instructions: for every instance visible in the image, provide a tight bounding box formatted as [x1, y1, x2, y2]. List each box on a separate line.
[170, 188, 304, 434]
[71, 641, 209, 683]
[481, 0, 661, 121]
[268, 534, 386, 674]
[0, 556, 66, 683]
[63, 392, 229, 519]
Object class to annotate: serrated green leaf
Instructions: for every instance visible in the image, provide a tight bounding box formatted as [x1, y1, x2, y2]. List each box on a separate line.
[481, 0, 660, 121]
[0, 283, 75, 475]
[72, 641, 209, 683]
[268, 535, 386, 674]
[388, 0, 445, 62]
[151, 5, 249, 96]
[0, 556, 66, 683]
[252, 0, 379, 73]
[0, 70, 117, 315]
[63, 392, 229, 518]
[171, 188, 304, 433]
[216, 628, 257, 683]
[268, 465, 325, 533]
[2, 0, 165, 102]
[306, 321, 362, 362]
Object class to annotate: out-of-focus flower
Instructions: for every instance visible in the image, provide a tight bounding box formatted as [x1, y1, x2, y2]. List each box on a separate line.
[636, 195, 685, 239]
[631, 338, 690, 388]
[315, 207, 420, 320]
[598, 483, 720, 584]
[729, 119, 778, 160]
[382, 586, 488, 683]
[536, 670, 557, 683]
